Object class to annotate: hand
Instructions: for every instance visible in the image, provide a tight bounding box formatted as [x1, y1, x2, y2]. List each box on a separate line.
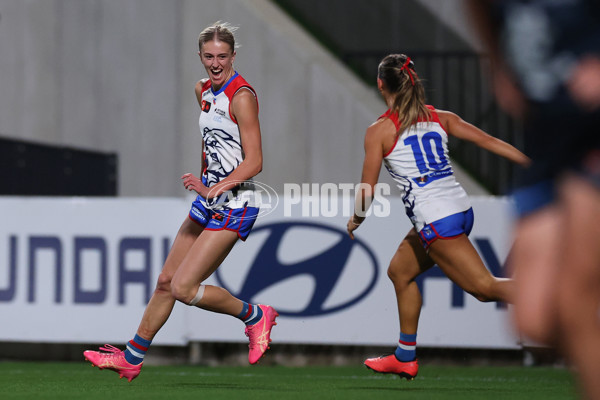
[181, 173, 209, 197]
[568, 56, 600, 112]
[493, 68, 528, 120]
[347, 216, 361, 240]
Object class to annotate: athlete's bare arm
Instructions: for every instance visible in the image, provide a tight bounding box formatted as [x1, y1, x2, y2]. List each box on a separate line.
[348, 119, 391, 239]
[436, 109, 530, 167]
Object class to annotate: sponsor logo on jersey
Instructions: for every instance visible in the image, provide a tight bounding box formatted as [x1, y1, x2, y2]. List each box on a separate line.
[212, 213, 224, 222]
[201, 100, 211, 113]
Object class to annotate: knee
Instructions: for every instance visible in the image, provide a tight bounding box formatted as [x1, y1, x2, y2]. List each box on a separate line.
[155, 271, 173, 295]
[387, 263, 400, 284]
[169, 277, 191, 303]
[387, 263, 413, 287]
[170, 280, 205, 305]
[467, 280, 496, 303]
[387, 264, 398, 282]
[470, 291, 494, 303]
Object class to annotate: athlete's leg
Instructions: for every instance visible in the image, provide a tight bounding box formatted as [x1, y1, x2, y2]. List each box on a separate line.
[427, 235, 513, 303]
[509, 206, 562, 345]
[387, 228, 435, 334]
[556, 175, 600, 400]
[170, 228, 242, 315]
[83, 217, 204, 379]
[170, 228, 278, 364]
[136, 217, 204, 340]
[364, 229, 433, 379]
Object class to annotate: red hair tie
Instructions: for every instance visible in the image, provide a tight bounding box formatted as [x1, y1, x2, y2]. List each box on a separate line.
[400, 57, 415, 86]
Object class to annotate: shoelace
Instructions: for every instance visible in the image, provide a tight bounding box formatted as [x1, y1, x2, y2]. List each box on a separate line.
[98, 344, 122, 355]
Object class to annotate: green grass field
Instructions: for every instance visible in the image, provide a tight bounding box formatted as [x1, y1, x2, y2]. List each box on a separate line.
[0, 362, 578, 400]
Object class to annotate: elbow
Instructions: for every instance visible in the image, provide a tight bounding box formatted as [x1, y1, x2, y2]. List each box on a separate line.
[241, 153, 262, 179]
[251, 157, 263, 176]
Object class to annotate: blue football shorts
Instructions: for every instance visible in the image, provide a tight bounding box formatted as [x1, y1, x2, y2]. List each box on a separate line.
[417, 208, 474, 249]
[188, 195, 259, 241]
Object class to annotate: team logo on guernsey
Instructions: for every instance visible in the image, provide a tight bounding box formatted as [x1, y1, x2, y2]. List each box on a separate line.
[203, 128, 239, 187]
[201, 100, 211, 113]
[214, 222, 379, 317]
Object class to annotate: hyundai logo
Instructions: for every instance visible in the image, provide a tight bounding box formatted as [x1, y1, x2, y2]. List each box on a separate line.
[215, 222, 379, 317]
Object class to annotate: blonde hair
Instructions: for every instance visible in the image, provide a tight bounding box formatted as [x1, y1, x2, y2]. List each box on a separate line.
[378, 54, 431, 132]
[198, 21, 239, 52]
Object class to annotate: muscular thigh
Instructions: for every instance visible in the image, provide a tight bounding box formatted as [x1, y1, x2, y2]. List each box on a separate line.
[427, 234, 494, 293]
[171, 228, 239, 291]
[389, 228, 435, 281]
[160, 217, 204, 279]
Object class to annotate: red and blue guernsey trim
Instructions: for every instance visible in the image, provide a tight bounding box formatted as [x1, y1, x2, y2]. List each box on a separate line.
[202, 72, 259, 124]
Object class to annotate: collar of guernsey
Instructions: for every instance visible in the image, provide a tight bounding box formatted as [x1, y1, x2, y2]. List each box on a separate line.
[201, 72, 259, 116]
[199, 72, 259, 209]
[378, 104, 438, 132]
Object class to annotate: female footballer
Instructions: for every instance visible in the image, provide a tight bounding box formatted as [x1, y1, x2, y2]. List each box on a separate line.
[347, 54, 530, 379]
[83, 22, 277, 381]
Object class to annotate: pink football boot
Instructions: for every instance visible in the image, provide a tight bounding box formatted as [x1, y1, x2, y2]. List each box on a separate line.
[244, 305, 278, 364]
[83, 344, 142, 382]
[364, 354, 418, 380]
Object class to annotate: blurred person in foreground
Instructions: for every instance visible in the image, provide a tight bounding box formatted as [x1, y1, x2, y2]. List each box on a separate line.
[83, 22, 277, 381]
[467, 1, 600, 398]
[347, 53, 529, 380]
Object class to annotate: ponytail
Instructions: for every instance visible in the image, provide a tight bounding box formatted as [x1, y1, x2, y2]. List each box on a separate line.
[378, 54, 430, 133]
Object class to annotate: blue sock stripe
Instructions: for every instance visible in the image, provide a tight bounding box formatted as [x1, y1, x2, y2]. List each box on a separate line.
[133, 334, 152, 348]
[400, 332, 417, 342]
[237, 301, 264, 325]
[234, 302, 263, 326]
[124, 334, 152, 365]
[395, 332, 417, 362]
[237, 302, 250, 320]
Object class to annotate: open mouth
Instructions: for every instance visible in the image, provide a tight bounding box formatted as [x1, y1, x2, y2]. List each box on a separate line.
[211, 69, 224, 80]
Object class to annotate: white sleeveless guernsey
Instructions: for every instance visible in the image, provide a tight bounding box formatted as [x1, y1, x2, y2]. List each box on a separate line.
[198, 72, 259, 208]
[382, 106, 471, 231]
